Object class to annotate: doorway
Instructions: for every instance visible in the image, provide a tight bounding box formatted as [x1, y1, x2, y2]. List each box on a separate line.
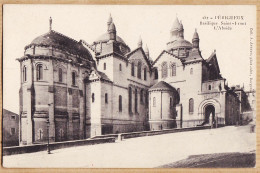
[204, 105, 216, 127]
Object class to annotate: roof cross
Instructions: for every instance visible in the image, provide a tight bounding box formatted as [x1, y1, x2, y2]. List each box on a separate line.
[49, 17, 52, 31]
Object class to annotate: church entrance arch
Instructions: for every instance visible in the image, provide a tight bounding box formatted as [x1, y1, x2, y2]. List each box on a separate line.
[204, 104, 216, 127]
[198, 99, 221, 128]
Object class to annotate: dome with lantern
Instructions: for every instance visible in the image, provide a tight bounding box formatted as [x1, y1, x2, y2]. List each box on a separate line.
[167, 17, 192, 53]
[25, 17, 93, 61]
[92, 14, 130, 55]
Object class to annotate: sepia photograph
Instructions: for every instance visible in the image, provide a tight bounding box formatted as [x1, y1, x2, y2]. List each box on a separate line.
[2, 4, 256, 168]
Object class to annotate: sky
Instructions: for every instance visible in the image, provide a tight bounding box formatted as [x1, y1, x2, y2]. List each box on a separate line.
[3, 5, 256, 114]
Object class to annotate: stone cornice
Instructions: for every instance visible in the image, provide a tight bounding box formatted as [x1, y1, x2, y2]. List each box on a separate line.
[127, 78, 150, 88]
[96, 52, 128, 62]
[149, 88, 174, 92]
[88, 78, 113, 84]
[16, 55, 92, 69]
[183, 59, 203, 65]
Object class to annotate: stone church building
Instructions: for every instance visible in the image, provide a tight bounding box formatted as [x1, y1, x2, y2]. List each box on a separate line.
[17, 15, 240, 145]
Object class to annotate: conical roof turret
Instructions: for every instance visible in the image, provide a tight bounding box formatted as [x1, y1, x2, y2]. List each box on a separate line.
[107, 14, 113, 31]
[171, 16, 181, 31]
[107, 14, 113, 24]
[138, 36, 142, 47]
[179, 20, 183, 30]
[144, 44, 150, 57]
[144, 44, 149, 54]
[108, 22, 116, 32]
[193, 28, 199, 39]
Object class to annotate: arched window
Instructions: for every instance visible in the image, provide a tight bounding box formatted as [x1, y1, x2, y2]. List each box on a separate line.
[72, 72, 76, 85]
[208, 85, 212, 90]
[154, 68, 158, 79]
[104, 63, 106, 70]
[119, 95, 122, 112]
[153, 97, 156, 107]
[92, 93, 95, 103]
[129, 87, 132, 113]
[161, 62, 168, 78]
[119, 64, 122, 71]
[58, 68, 62, 82]
[135, 89, 138, 113]
[144, 67, 147, 81]
[189, 98, 194, 113]
[36, 64, 43, 81]
[23, 66, 27, 82]
[137, 61, 142, 79]
[170, 97, 172, 107]
[190, 68, 193, 75]
[131, 62, 135, 76]
[140, 89, 143, 103]
[171, 63, 176, 76]
[105, 93, 108, 103]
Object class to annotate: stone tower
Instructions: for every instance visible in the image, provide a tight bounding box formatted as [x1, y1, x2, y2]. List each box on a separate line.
[17, 18, 94, 145]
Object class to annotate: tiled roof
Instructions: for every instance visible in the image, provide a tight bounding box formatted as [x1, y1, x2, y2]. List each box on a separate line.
[184, 48, 203, 63]
[206, 51, 216, 63]
[96, 71, 111, 81]
[149, 81, 175, 91]
[27, 30, 92, 60]
[149, 81, 180, 102]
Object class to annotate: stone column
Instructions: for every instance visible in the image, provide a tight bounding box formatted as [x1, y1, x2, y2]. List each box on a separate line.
[19, 62, 22, 145]
[176, 104, 183, 128]
[19, 61, 23, 145]
[26, 59, 33, 145]
[149, 91, 151, 120]
[48, 59, 55, 142]
[79, 67, 85, 139]
[67, 62, 73, 140]
[160, 92, 163, 119]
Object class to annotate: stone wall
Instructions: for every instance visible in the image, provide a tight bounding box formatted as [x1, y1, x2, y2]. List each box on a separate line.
[3, 137, 115, 156]
[20, 44, 92, 144]
[3, 109, 19, 147]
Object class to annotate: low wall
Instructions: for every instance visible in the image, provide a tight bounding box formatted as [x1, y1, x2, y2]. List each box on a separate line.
[121, 126, 211, 139]
[92, 134, 119, 140]
[3, 137, 115, 156]
[91, 126, 211, 140]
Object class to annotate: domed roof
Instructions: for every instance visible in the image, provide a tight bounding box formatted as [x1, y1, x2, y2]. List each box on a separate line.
[149, 81, 175, 91]
[149, 81, 180, 103]
[94, 33, 126, 44]
[28, 30, 92, 59]
[170, 38, 192, 49]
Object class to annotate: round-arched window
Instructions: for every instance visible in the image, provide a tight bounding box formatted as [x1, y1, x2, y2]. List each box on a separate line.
[36, 64, 43, 81]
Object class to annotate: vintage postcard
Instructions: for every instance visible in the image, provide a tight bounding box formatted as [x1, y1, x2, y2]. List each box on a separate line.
[2, 4, 256, 168]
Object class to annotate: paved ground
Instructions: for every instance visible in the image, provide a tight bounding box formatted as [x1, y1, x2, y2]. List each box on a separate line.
[3, 125, 255, 168]
[158, 152, 255, 168]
